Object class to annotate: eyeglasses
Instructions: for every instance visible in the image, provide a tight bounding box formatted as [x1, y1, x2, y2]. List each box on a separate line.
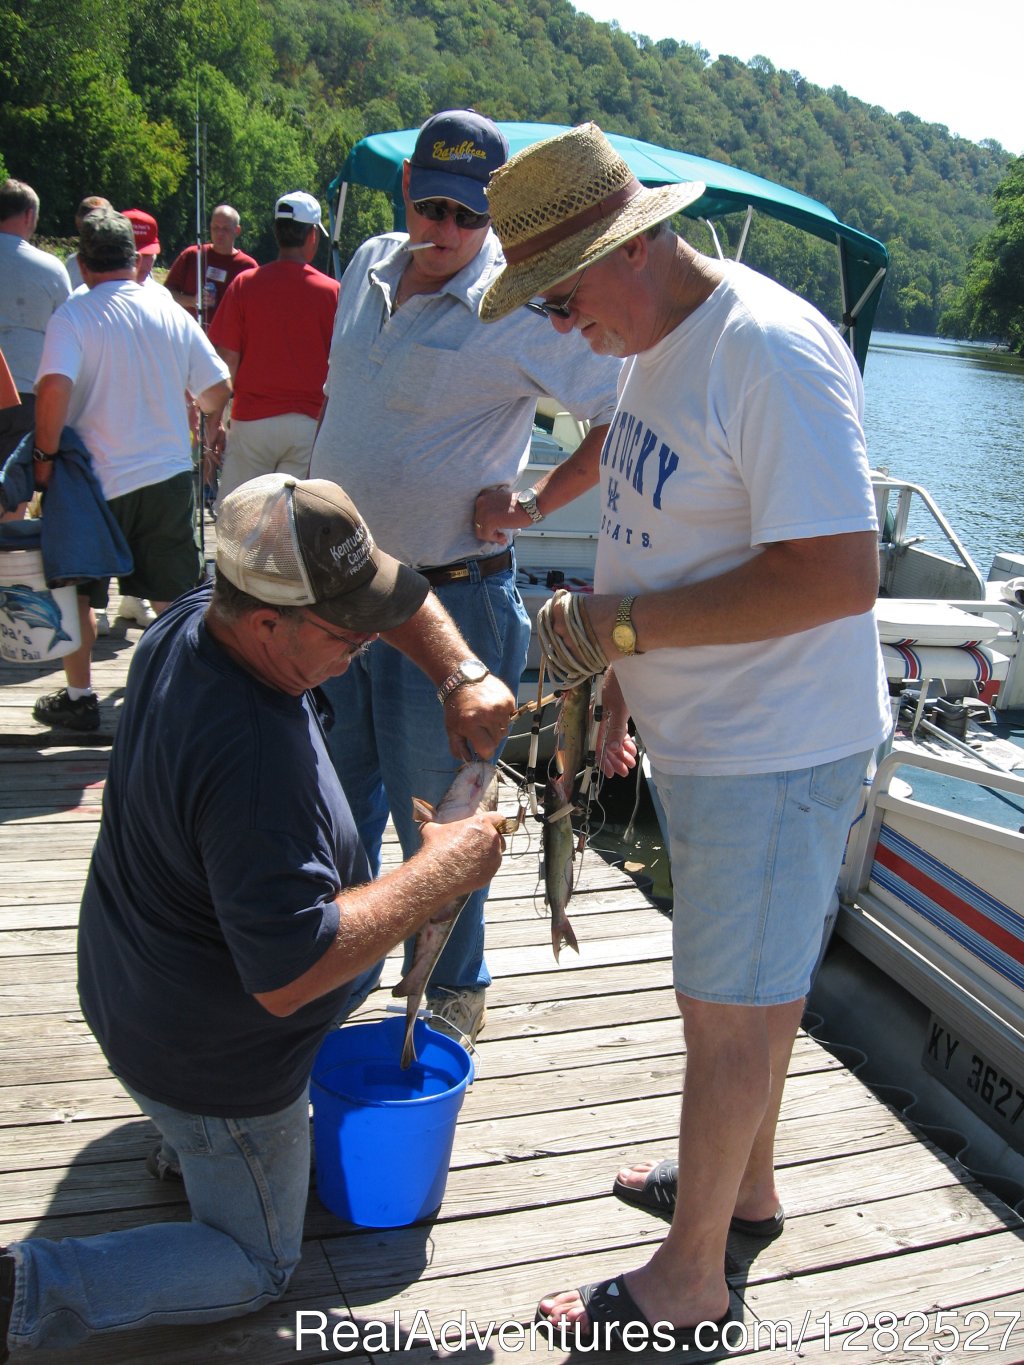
[412, 199, 491, 230]
[299, 613, 375, 655]
[525, 268, 588, 319]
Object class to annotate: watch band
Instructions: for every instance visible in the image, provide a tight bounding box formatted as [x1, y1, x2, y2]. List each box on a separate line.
[32, 446, 57, 464]
[436, 658, 490, 705]
[516, 486, 545, 524]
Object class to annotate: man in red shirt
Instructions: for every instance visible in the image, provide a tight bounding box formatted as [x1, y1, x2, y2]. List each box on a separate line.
[165, 205, 257, 324]
[207, 192, 338, 504]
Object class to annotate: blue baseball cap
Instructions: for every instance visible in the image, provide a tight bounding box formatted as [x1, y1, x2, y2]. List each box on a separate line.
[408, 109, 509, 214]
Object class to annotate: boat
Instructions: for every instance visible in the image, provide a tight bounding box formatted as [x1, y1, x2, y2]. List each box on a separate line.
[329, 124, 1024, 1206]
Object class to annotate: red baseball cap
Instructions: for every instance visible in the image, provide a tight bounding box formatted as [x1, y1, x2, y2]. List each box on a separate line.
[122, 208, 161, 256]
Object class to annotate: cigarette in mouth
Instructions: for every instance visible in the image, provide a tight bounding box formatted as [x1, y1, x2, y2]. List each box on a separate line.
[405, 242, 435, 252]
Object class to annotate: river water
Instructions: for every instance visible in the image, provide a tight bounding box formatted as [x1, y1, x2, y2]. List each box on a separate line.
[862, 333, 1024, 572]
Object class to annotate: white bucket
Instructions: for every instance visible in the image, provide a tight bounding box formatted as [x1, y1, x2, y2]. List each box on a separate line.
[0, 548, 81, 664]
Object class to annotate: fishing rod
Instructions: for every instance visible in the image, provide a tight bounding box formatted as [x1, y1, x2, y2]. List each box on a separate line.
[192, 84, 209, 559]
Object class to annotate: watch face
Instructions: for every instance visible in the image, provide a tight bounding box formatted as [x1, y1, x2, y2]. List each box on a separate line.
[611, 623, 636, 654]
[462, 659, 489, 682]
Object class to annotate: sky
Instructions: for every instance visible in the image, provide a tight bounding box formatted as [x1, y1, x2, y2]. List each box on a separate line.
[576, 1, 1023, 155]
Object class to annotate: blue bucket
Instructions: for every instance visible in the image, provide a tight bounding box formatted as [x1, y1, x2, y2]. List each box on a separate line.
[310, 1016, 474, 1228]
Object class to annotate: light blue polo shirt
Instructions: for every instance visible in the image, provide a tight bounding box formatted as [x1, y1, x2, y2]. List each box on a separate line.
[310, 231, 620, 568]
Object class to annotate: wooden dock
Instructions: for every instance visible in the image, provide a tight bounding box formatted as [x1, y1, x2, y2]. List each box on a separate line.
[1, 595, 1023, 1363]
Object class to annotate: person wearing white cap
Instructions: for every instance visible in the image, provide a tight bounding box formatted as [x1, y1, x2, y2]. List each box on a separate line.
[0, 473, 510, 1354]
[206, 191, 338, 507]
[480, 123, 890, 1351]
[309, 109, 622, 1048]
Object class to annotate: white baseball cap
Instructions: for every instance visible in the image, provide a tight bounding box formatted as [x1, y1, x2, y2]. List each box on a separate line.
[274, 191, 327, 237]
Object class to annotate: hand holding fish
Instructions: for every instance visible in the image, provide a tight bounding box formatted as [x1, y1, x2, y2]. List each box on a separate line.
[418, 805, 508, 893]
[441, 673, 517, 761]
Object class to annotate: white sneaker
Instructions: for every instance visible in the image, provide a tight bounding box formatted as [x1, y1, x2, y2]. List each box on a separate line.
[118, 595, 157, 627]
[94, 611, 111, 637]
[426, 987, 487, 1048]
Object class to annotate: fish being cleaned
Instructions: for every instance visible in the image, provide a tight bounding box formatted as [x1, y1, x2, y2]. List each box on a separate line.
[542, 678, 593, 960]
[393, 761, 516, 1069]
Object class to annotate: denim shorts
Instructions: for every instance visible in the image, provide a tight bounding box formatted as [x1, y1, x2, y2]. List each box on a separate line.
[652, 751, 871, 1006]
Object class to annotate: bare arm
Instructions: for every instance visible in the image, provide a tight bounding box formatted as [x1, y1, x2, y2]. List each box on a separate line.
[33, 372, 73, 453]
[31, 373, 74, 489]
[579, 531, 879, 658]
[195, 377, 232, 425]
[473, 422, 608, 544]
[381, 593, 516, 760]
[254, 807, 505, 1016]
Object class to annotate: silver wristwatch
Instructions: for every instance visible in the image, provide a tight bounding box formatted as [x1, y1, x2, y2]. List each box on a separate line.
[515, 486, 545, 524]
[436, 657, 490, 705]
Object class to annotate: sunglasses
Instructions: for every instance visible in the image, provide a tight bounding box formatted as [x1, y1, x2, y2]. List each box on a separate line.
[412, 199, 491, 230]
[525, 268, 588, 319]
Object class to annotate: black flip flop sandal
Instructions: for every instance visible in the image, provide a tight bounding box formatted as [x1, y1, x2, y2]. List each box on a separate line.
[537, 1274, 735, 1356]
[612, 1158, 786, 1240]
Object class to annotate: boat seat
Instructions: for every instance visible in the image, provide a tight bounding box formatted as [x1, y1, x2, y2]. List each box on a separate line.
[874, 599, 1002, 647]
[875, 600, 1010, 703]
[881, 642, 1009, 705]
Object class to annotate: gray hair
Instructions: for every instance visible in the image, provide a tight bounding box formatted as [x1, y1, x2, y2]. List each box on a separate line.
[0, 179, 39, 223]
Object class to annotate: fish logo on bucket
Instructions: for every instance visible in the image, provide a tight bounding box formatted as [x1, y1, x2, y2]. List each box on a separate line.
[0, 583, 75, 663]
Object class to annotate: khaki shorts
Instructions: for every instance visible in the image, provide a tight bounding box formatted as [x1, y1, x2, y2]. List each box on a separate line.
[78, 471, 202, 608]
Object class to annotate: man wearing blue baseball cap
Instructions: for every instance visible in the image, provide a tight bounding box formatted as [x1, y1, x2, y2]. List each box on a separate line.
[310, 109, 623, 1044]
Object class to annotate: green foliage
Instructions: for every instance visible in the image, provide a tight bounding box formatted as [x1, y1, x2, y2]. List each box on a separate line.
[940, 158, 1024, 353]
[0, 0, 1012, 335]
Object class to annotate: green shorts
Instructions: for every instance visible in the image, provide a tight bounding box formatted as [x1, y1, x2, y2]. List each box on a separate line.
[78, 471, 203, 608]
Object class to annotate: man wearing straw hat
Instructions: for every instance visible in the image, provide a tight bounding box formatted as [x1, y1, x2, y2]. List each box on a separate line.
[309, 108, 621, 1049]
[481, 124, 890, 1350]
[0, 473, 508, 1355]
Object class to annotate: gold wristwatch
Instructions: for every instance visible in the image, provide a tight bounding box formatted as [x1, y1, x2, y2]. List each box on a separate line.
[611, 595, 638, 656]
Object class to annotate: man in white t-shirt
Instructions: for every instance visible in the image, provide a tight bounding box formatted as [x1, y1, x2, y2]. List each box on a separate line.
[480, 125, 891, 1351]
[30, 208, 231, 733]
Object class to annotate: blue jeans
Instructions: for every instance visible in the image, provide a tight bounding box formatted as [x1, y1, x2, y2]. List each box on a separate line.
[653, 751, 872, 1005]
[6, 1083, 310, 1351]
[322, 555, 530, 993]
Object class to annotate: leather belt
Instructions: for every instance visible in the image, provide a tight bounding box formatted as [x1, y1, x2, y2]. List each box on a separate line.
[420, 548, 513, 589]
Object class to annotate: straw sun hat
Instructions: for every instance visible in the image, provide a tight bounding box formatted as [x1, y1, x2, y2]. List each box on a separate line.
[480, 123, 704, 322]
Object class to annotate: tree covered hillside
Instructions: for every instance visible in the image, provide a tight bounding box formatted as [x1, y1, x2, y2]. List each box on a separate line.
[1, 0, 1011, 335]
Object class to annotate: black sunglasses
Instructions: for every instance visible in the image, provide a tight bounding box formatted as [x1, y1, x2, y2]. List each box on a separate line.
[412, 199, 491, 230]
[525, 268, 588, 320]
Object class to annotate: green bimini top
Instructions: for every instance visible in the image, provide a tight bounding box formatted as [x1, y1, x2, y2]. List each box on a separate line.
[329, 122, 888, 374]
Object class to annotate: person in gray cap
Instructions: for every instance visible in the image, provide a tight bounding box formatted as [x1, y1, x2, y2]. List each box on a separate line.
[29, 208, 232, 732]
[0, 473, 508, 1355]
[0, 179, 71, 462]
[309, 108, 622, 1047]
[207, 191, 338, 506]
[480, 122, 889, 1351]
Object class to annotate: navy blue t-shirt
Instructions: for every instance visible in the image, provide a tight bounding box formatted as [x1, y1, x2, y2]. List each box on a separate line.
[78, 585, 369, 1117]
